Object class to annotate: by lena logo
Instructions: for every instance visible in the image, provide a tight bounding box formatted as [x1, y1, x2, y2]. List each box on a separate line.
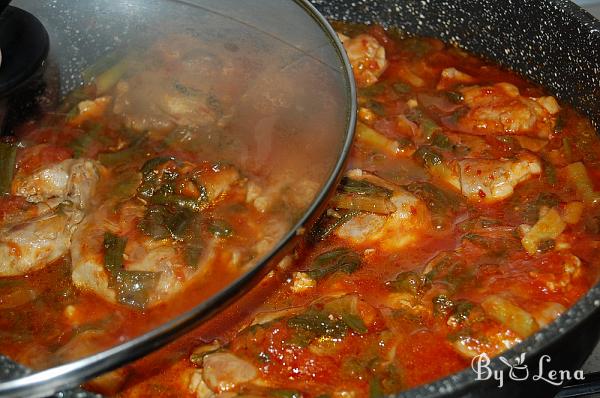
[471, 353, 585, 388]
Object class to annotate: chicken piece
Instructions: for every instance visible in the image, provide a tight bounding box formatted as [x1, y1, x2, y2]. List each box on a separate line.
[436, 67, 476, 90]
[338, 33, 388, 87]
[451, 326, 522, 359]
[0, 154, 100, 276]
[529, 253, 582, 293]
[68, 96, 112, 127]
[12, 158, 100, 210]
[457, 153, 541, 202]
[520, 207, 566, 255]
[188, 369, 216, 398]
[201, 352, 258, 393]
[112, 36, 237, 132]
[71, 160, 242, 308]
[480, 295, 539, 338]
[70, 201, 215, 307]
[532, 302, 566, 327]
[335, 188, 431, 250]
[458, 82, 560, 138]
[0, 209, 81, 276]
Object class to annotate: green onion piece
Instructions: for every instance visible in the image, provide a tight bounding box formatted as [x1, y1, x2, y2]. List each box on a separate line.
[309, 210, 359, 242]
[358, 82, 386, 97]
[405, 181, 462, 229]
[69, 124, 107, 158]
[287, 308, 348, 341]
[306, 248, 361, 280]
[0, 142, 17, 194]
[332, 193, 396, 215]
[369, 377, 385, 398]
[554, 113, 565, 133]
[149, 194, 201, 212]
[420, 118, 441, 139]
[340, 177, 392, 197]
[103, 232, 127, 274]
[431, 132, 452, 149]
[387, 271, 431, 296]
[342, 313, 368, 334]
[114, 270, 159, 309]
[432, 294, 455, 317]
[445, 91, 464, 103]
[413, 146, 443, 167]
[93, 57, 130, 95]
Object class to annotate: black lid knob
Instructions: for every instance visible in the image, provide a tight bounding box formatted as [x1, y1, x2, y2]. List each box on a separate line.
[0, 5, 49, 96]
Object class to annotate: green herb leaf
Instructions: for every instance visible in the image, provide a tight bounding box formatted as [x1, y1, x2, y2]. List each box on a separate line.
[405, 181, 463, 229]
[306, 248, 361, 280]
[342, 313, 368, 334]
[387, 271, 431, 296]
[103, 232, 127, 274]
[445, 91, 464, 103]
[309, 209, 360, 242]
[413, 146, 443, 166]
[114, 270, 159, 309]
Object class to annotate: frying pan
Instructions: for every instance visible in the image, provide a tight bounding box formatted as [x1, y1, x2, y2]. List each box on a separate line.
[1, 0, 600, 397]
[310, 0, 600, 397]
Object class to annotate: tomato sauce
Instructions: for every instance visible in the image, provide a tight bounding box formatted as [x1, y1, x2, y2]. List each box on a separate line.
[2, 23, 600, 398]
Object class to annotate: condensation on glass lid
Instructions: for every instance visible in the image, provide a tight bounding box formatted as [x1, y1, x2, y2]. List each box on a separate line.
[0, 0, 353, 378]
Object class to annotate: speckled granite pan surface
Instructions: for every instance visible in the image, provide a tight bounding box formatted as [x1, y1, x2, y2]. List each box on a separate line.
[311, 0, 600, 132]
[310, 1, 600, 397]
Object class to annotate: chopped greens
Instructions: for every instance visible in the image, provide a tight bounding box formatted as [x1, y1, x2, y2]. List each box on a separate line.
[387, 271, 431, 296]
[305, 248, 361, 280]
[103, 232, 127, 274]
[309, 209, 360, 242]
[340, 177, 393, 198]
[113, 270, 159, 309]
[287, 308, 349, 343]
[332, 193, 396, 215]
[445, 91, 464, 103]
[405, 181, 462, 229]
[420, 118, 441, 139]
[430, 132, 452, 150]
[287, 301, 368, 346]
[103, 232, 159, 308]
[342, 313, 368, 334]
[413, 146, 443, 167]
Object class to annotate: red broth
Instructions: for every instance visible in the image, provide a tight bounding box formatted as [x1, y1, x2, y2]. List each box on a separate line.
[0, 29, 346, 370]
[3, 23, 600, 397]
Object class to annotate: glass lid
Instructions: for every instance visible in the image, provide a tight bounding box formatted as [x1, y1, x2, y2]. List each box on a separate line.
[0, 0, 356, 396]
